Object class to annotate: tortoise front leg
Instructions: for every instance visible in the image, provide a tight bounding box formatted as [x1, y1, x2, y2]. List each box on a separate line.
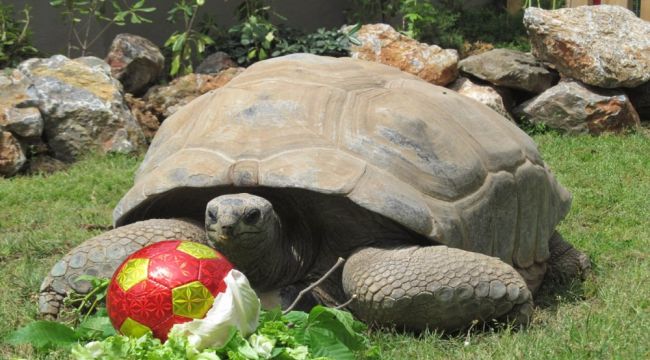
[39, 219, 207, 319]
[342, 246, 533, 332]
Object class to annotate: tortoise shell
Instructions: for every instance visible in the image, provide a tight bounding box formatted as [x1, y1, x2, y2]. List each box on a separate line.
[114, 54, 571, 269]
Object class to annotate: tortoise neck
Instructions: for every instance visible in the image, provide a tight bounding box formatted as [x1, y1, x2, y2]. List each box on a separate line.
[226, 209, 315, 292]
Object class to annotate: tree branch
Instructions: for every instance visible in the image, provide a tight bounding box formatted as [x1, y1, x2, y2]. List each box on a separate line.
[283, 257, 346, 315]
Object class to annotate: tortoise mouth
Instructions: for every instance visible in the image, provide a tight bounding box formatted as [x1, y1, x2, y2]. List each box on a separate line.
[207, 229, 263, 242]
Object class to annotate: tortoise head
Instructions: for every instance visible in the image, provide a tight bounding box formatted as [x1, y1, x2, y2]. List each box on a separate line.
[205, 193, 287, 290]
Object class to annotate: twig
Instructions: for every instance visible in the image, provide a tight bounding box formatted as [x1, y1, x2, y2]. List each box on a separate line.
[283, 257, 346, 315]
[335, 294, 357, 310]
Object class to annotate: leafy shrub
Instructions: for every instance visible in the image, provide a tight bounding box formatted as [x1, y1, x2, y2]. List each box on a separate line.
[49, 0, 156, 57]
[273, 25, 361, 58]
[0, 4, 38, 68]
[400, 0, 464, 50]
[207, 1, 360, 66]
[345, 0, 401, 23]
[345, 0, 534, 53]
[165, 0, 214, 77]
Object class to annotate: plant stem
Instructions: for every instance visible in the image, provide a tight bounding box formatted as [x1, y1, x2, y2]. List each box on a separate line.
[283, 257, 346, 315]
[179, 4, 199, 75]
[81, 3, 96, 56]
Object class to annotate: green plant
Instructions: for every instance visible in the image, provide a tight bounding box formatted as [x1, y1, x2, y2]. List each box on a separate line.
[273, 25, 361, 58]
[49, 0, 156, 57]
[345, 0, 401, 23]
[0, 4, 38, 68]
[227, 14, 278, 65]
[455, 6, 530, 53]
[165, 0, 214, 77]
[523, 0, 566, 10]
[400, 0, 464, 49]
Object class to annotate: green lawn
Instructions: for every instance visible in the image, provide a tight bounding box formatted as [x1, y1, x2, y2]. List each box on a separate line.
[1, 133, 648, 359]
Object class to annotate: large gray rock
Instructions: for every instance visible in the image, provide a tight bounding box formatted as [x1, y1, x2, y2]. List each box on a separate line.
[19, 55, 146, 162]
[0, 131, 26, 177]
[350, 23, 458, 86]
[514, 80, 641, 135]
[627, 82, 650, 121]
[105, 33, 165, 95]
[448, 77, 514, 121]
[458, 49, 558, 94]
[524, 5, 650, 88]
[196, 52, 237, 74]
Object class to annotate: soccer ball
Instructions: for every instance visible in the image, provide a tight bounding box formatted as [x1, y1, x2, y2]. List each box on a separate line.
[106, 240, 233, 341]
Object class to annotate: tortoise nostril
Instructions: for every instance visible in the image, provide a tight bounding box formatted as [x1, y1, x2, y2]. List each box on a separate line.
[221, 225, 234, 235]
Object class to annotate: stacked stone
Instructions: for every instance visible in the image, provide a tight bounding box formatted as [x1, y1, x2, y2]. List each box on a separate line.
[350, 6, 649, 135]
[0, 33, 243, 178]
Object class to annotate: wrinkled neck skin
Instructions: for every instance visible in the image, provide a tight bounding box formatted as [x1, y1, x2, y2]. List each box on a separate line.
[205, 194, 314, 292]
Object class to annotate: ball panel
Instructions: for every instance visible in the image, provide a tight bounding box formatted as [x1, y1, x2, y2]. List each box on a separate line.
[148, 251, 200, 288]
[120, 317, 152, 338]
[107, 280, 129, 329]
[126, 279, 173, 327]
[133, 240, 182, 258]
[199, 259, 232, 296]
[171, 280, 215, 319]
[151, 315, 192, 341]
[176, 241, 220, 259]
[116, 258, 149, 291]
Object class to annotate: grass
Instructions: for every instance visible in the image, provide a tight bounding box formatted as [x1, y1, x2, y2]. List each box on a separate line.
[1, 133, 649, 359]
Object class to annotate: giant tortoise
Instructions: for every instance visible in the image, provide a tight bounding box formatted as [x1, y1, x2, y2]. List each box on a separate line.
[40, 54, 589, 331]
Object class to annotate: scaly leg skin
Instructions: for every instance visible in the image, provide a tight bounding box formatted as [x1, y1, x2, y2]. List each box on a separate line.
[342, 246, 533, 332]
[39, 218, 207, 319]
[545, 231, 591, 283]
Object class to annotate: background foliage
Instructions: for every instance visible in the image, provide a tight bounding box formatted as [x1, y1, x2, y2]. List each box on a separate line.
[0, 4, 38, 68]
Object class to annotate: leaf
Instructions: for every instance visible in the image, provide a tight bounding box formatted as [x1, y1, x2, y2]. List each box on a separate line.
[4, 321, 79, 350]
[75, 316, 116, 341]
[307, 306, 367, 350]
[172, 33, 186, 52]
[170, 54, 181, 76]
[304, 326, 355, 360]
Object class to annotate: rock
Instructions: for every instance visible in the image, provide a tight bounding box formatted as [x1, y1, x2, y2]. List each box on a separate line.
[105, 33, 165, 95]
[0, 131, 26, 176]
[0, 69, 31, 109]
[460, 41, 494, 58]
[627, 82, 650, 121]
[448, 77, 514, 121]
[0, 69, 42, 137]
[196, 52, 237, 74]
[350, 23, 458, 86]
[144, 67, 244, 120]
[124, 94, 159, 142]
[18, 55, 146, 162]
[459, 49, 558, 94]
[26, 155, 68, 175]
[524, 5, 650, 88]
[514, 80, 641, 135]
[2, 107, 43, 138]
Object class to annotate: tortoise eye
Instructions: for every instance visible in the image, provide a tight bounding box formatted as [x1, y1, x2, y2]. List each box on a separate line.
[243, 209, 261, 225]
[207, 209, 218, 222]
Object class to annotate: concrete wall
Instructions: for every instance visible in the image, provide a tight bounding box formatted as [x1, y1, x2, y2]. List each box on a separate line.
[12, 0, 493, 57]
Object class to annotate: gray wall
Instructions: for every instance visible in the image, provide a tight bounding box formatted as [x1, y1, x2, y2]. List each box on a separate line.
[9, 0, 493, 57]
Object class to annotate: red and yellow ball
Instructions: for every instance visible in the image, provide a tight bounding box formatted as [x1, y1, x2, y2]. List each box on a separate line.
[106, 240, 233, 341]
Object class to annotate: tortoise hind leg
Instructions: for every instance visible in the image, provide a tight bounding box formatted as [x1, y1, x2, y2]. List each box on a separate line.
[39, 219, 207, 319]
[342, 246, 533, 332]
[545, 231, 591, 283]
